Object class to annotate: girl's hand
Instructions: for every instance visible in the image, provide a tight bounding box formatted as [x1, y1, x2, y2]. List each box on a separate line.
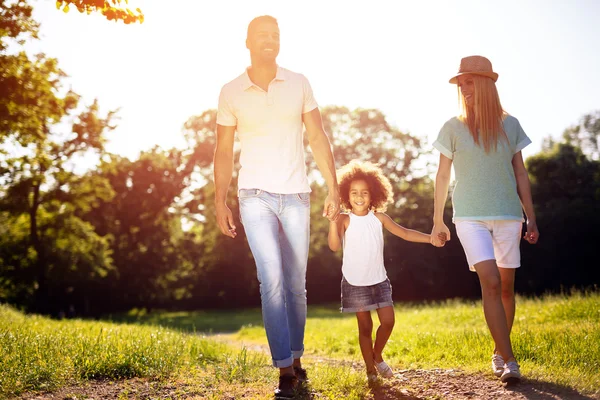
[437, 232, 448, 246]
[431, 223, 450, 247]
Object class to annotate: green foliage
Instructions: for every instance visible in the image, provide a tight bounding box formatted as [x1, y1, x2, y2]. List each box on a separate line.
[0, 0, 117, 313]
[523, 115, 600, 294]
[80, 146, 210, 310]
[0, 303, 232, 398]
[56, 0, 143, 24]
[0, 0, 38, 51]
[237, 291, 600, 395]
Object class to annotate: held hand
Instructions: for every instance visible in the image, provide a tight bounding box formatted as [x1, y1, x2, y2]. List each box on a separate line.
[523, 220, 539, 244]
[215, 202, 237, 238]
[323, 191, 341, 221]
[431, 223, 451, 247]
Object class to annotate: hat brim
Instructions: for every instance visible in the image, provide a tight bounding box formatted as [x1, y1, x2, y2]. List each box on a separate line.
[449, 71, 498, 84]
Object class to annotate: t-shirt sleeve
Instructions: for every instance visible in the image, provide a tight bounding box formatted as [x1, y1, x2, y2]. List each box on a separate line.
[301, 75, 319, 114]
[433, 119, 455, 159]
[514, 118, 532, 154]
[216, 87, 237, 127]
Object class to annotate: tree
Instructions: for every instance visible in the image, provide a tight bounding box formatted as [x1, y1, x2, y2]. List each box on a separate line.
[561, 111, 600, 161]
[1, 0, 117, 313]
[0, 98, 117, 313]
[56, 0, 143, 24]
[522, 111, 600, 293]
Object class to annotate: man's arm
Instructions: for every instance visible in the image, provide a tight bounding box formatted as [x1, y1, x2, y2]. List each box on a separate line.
[214, 124, 237, 238]
[303, 107, 340, 220]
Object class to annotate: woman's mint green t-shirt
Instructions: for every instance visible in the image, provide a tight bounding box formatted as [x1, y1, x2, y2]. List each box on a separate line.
[433, 115, 531, 222]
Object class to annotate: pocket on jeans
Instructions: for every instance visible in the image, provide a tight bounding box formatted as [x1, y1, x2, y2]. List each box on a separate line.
[296, 192, 310, 204]
[238, 189, 262, 199]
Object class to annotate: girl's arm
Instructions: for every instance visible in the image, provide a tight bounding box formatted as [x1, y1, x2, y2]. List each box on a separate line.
[328, 214, 347, 251]
[431, 153, 453, 246]
[512, 151, 539, 244]
[376, 213, 432, 244]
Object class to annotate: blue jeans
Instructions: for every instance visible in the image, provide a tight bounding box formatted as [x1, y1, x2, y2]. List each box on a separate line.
[239, 189, 310, 368]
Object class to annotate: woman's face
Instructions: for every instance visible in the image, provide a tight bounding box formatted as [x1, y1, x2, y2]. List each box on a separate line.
[457, 75, 475, 107]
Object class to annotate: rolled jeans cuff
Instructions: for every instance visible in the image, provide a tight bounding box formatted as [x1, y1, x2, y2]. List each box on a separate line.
[271, 347, 304, 368]
[293, 347, 304, 359]
[272, 355, 294, 368]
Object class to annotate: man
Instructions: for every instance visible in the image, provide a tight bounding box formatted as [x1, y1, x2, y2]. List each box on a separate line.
[213, 15, 340, 398]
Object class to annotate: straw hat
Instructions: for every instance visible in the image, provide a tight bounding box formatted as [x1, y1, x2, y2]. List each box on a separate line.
[449, 55, 498, 84]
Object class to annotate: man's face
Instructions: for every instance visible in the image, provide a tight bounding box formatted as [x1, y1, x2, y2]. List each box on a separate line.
[246, 20, 280, 61]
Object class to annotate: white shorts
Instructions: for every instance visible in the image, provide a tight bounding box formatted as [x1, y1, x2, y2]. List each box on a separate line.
[455, 220, 523, 272]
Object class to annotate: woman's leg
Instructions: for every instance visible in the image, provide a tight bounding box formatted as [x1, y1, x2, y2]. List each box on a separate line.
[498, 267, 516, 334]
[356, 311, 376, 374]
[474, 260, 515, 362]
[373, 306, 395, 363]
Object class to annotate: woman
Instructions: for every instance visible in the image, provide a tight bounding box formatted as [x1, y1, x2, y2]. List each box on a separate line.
[430, 55, 539, 383]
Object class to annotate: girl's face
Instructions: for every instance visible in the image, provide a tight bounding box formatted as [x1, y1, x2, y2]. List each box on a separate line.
[457, 74, 475, 107]
[349, 179, 371, 215]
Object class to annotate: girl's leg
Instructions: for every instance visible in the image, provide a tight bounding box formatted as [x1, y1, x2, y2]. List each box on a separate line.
[498, 267, 516, 333]
[355, 311, 376, 374]
[474, 260, 515, 362]
[373, 306, 395, 363]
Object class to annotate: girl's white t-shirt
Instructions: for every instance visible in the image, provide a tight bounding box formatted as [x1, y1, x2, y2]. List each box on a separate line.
[342, 211, 387, 286]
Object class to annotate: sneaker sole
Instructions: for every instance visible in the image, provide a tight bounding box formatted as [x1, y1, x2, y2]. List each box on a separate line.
[501, 375, 521, 384]
[493, 370, 504, 378]
[275, 392, 297, 399]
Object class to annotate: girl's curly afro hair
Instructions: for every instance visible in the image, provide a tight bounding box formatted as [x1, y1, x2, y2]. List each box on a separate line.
[337, 160, 394, 212]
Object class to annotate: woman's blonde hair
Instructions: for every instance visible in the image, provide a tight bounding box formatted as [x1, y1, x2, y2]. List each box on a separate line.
[458, 75, 508, 153]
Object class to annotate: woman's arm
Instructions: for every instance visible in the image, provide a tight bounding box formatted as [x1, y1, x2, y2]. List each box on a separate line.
[512, 151, 539, 244]
[431, 153, 453, 246]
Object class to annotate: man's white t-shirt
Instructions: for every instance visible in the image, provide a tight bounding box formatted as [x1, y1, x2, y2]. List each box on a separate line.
[216, 66, 318, 194]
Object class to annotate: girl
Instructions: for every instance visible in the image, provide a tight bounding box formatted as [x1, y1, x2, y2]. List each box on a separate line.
[430, 55, 539, 383]
[328, 160, 445, 383]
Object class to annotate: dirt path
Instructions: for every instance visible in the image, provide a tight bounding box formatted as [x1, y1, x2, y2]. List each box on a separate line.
[211, 334, 598, 400]
[14, 334, 599, 400]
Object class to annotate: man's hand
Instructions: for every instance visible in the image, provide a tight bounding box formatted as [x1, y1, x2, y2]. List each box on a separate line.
[216, 202, 237, 238]
[323, 191, 341, 221]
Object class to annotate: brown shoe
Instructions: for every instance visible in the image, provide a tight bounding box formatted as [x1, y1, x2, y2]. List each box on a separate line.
[294, 365, 308, 382]
[274, 374, 298, 399]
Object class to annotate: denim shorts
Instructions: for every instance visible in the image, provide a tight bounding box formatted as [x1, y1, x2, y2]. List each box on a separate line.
[340, 277, 393, 313]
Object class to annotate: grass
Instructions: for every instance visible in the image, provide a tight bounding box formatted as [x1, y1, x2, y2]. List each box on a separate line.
[236, 290, 600, 394]
[0, 304, 369, 399]
[1, 290, 599, 399]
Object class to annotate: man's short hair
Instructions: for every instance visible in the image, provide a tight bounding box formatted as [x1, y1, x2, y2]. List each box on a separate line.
[247, 15, 278, 39]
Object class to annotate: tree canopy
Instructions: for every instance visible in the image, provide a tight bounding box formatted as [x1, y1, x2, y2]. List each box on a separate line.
[56, 0, 143, 24]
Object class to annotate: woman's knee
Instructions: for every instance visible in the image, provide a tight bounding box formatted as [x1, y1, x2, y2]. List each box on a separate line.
[479, 273, 502, 295]
[501, 286, 515, 301]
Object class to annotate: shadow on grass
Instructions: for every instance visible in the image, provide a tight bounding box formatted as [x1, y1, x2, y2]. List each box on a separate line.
[103, 304, 352, 334]
[504, 378, 598, 400]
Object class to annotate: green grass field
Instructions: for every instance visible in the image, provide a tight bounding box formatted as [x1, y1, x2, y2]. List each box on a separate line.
[1, 290, 599, 399]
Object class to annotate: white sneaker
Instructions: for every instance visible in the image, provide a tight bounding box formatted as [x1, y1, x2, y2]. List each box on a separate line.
[491, 353, 505, 377]
[501, 361, 522, 383]
[374, 360, 394, 378]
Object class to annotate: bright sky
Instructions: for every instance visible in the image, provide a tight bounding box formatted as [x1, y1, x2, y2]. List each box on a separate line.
[28, 0, 600, 162]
